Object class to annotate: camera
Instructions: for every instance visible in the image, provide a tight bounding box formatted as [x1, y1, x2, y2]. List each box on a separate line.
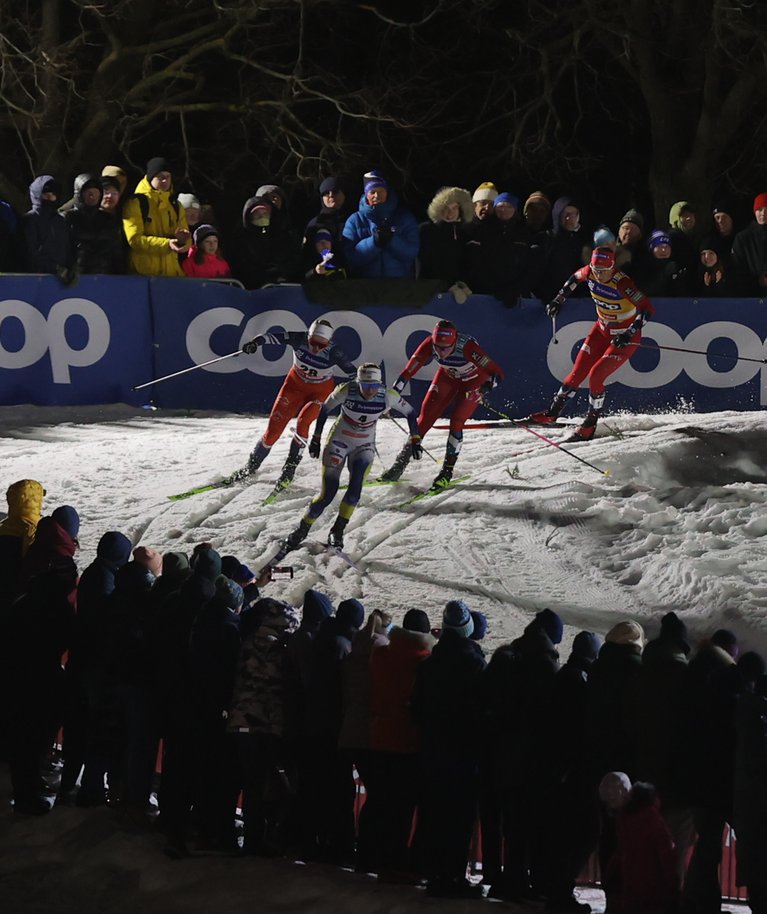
[270, 566, 294, 579]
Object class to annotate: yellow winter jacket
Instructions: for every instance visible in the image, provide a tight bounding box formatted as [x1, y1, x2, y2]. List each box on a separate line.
[122, 176, 188, 277]
[0, 479, 45, 555]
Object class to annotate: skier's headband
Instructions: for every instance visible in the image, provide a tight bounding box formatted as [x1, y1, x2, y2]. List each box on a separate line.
[590, 247, 616, 270]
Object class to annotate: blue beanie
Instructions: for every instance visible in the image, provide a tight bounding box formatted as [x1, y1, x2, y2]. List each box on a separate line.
[52, 505, 80, 540]
[364, 176, 388, 196]
[443, 599, 474, 638]
[536, 608, 564, 645]
[572, 630, 602, 662]
[216, 576, 244, 611]
[303, 589, 333, 625]
[337, 598, 365, 630]
[469, 610, 488, 641]
[494, 192, 520, 210]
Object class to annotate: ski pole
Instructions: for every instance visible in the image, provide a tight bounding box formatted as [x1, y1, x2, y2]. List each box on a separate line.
[551, 315, 559, 344]
[638, 342, 767, 365]
[132, 350, 243, 391]
[483, 401, 611, 477]
[390, 416, 438, 463]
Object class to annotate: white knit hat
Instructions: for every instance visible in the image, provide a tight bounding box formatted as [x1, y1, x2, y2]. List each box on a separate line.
[472, 182, 498, 204]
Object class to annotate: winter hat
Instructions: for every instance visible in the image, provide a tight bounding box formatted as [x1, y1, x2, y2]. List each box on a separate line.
[669, 200, 693, 229]
[711, 628, 738, 658]
[100, 175, 122, 192]
[572, 630, 602, 662]
[314, 228, 333, 244]
[494, 192, 520, 210]
[96, 531, 133, 566]
[177, 193, 200, 210]
[364, 176, 389, 196]
[337, 598, 365, 630]
[51, 505, 80, 540]
[605, 620, 645, 647]
[132, 545, 163, 578]
[221, 555, 256, 585]
[659, 611, 690, 653]
[146, 157, 172, 181]
[469, 610, 488, 641]
[472, 182, 498, 203]
[598, 771, 632, 810]
[192, 223, 218, 245]
[593, 225, 617, 247]
[116, 560, 156, 594]
[442, 599, 474, 638]
[363, 169, 386, 183]
[619, 208, 644, 231]
[754, 192, 767, 212]
[535, 608, 563, 645]
[319, 177, 342, 195]
[302, 588, 334, 625]
[647, 229, 671, 251]
[403, 608, 431, 634]
[523, 190, 551, 213]
[101, 165, 128, 193]
[162, 551, 190, 577]
[738, 651, 766, 686]
[698, 234, 721, 255]
[712, 197, 736, 218]
[591, 246, 616, 269]
[191, 546, 222, 582]
[216, 576, 244, 612]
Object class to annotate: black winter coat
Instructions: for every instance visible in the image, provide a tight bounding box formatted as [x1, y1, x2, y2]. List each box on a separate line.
[22, 175, 73, 274]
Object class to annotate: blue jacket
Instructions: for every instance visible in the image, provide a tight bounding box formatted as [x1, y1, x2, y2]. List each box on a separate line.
[342, 190, 420, 278]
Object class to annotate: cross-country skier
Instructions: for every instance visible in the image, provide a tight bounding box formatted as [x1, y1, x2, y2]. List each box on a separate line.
[236, 318, 357, 488]
[524, 246, 655, 441]
[378, 319, 503, 488]
[283, 363, 421, 550]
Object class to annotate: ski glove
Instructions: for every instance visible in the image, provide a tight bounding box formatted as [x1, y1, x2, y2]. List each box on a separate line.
[374, 224, 393, 247]
[393, 376, 407, 394]
[242, 338, 260, 355]
[308, 436, 321, 459]
[481, 373, 500, 396]
[545, 296, 565, 317]
[613, 317, 645, 348]
[410, 434, 423, 461]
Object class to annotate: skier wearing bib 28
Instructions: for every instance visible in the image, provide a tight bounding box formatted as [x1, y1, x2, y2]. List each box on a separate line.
[284, 363, 421, 550]
[378, 320, 503, 489]
[526, 246, 655, 441]
[237, 318, 357, 487]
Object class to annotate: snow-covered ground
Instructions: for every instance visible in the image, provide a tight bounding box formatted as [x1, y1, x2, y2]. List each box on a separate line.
[0, 403, 764, 912]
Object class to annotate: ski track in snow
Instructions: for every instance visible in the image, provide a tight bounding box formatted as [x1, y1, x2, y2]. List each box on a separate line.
[2, 405, 767, 656]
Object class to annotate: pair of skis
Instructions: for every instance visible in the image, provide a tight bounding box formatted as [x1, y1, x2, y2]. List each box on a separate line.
[168, 472, 293, 504]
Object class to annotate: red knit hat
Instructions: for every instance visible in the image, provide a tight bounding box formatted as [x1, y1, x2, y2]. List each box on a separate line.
[753, 193, 767, 212]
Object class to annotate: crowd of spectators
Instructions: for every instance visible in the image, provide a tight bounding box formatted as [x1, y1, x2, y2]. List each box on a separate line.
[4, 158, 767, 302]
[1, 478, 766, 913]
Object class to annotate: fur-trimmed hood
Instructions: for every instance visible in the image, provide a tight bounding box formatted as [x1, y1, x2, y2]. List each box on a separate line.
[427, 186, 474, 224]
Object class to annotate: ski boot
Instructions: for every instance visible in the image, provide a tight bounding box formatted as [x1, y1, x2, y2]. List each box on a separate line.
[378, 442, 412, 482]
[284, 519, 311, 551]
[327, 517, 348, 549]
[522, 385, 574, 425]
[429, 461, 455, 491]
[275, 441, 303, 489]
[567, 410, 599, 442]
[246, 440, 271, 475]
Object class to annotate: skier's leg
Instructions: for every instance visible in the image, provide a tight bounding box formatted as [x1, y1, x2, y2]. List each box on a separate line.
[330, 448, 373, 546]
[570, 335, 637, 441]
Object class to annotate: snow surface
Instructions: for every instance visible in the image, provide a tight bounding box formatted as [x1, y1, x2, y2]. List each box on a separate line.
[0, 403, 764, 912]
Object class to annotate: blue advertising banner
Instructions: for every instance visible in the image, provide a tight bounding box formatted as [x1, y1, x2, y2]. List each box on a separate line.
[0, 275, 153, 406]
[1, 275, 766, 418]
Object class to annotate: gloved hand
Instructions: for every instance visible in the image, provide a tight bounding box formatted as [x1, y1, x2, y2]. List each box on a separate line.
[242, 338, 260, 355]
[410, 435, 423, 460]
[374, 224, 393, 247]
[481, 373, 500, 396]
[308, 436, 321, 458]
[613, 318, 644, 348]
[393, 376, 407, 394]
[546, 296, 565, 317]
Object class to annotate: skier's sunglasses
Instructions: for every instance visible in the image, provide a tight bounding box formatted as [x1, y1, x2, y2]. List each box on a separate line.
[308, 337, 329, 351]
[359, 381, 380, 393]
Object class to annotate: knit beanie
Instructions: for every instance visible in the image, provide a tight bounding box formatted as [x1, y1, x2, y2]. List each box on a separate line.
[192, 223, 218, 245]
[711, 628, 738, 658]
[469, 610, 488, 641]
[605, 620, 645, 647]
[523, 190, 551, 213]
[337, 598, 365, 630]
[302, 589, 334, 625]
[162, 551, 190, 577]
[100, 175, 122, 192]
[660, 611, 690, 654]
[101, 165, 128, 193]
[403, 608, 431, 634]
[364, 176, 389, 196]
[191, 546, 222, 582]
[319, 177, 342, 195]
[442, 599, 474, 638]
[216, 576, 244, 612]
[177, 193, 200, 210]
[146, 157, 172, 181]
[619, 208, 644, 231]
[96, 531, 133, 565]
[572, 630, 602, 662]
[647, 229, 671, 251]
[472, 182, 498, 204]
[221, 555, 256, 585]
[494, 192, 520, 210]
[754, 193, 767, 212]
[132, 545, 163, 578]
[51, 505, 80, 540]
[535, 608, 563, 645]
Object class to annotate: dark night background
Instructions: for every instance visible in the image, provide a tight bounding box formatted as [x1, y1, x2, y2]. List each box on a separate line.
[2, 0, 767, 238]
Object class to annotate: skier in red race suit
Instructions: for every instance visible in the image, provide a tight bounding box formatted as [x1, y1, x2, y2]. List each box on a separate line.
[526, 246, 655, 441]
[378, 319, 504, 488]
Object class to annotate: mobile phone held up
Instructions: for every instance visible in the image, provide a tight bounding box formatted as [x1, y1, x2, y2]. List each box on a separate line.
[271, 566, 294, 579]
